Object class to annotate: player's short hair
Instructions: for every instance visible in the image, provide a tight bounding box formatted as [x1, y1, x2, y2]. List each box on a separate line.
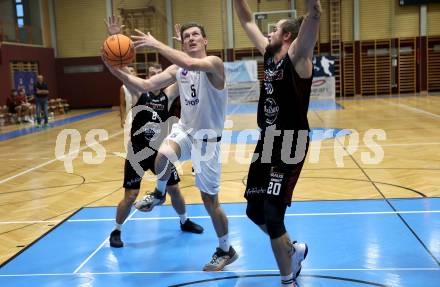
[180, 22, 206, 40]
[280, 16, 304, 42]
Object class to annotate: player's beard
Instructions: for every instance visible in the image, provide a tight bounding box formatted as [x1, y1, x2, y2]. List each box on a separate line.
[266, 40, 282, 54]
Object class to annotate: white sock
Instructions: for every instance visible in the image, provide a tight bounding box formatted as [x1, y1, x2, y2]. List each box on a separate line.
[219, 234, 230, 252]
[178, 213, 187, 224]
[281, 273, 294, 287]
[156, 180, 167, 195]
[114, 223, 122, 231]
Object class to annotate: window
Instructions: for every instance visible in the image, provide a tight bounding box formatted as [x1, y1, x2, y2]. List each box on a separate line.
[15, 0, 24, 28]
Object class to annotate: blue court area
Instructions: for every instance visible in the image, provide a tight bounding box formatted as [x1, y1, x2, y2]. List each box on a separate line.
[1, 198, 439, 287]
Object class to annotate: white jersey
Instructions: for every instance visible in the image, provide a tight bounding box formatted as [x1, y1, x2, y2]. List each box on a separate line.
[176, 68, 227, 139]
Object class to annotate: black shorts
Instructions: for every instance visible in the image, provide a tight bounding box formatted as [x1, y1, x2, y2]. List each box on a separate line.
[123, 144, 180, 190]
[244, 138, 308, 206]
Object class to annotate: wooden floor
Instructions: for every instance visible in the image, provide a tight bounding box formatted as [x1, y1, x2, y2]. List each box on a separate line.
[1, 95, 439, 264]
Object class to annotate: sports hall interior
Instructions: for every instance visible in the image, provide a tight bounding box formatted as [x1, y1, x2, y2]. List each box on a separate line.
[0, 1, 439, 287]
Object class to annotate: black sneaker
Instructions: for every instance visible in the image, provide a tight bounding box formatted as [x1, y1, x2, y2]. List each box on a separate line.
[109, 230, 123, 248]
[203, 246, 238, 271]
[180, 219, 204, 234]
[134, 189, 166, 212]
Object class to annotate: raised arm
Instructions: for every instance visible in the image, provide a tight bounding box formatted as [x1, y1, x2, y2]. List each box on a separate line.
[288, 0, 321, 78]
[233, 0, 268, 55]
[36, 87, 49, 95]
[103, 58, 178, 94]
[132, 30, 223, 76]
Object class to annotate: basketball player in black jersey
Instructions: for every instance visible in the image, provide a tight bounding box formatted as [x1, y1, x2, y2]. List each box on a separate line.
[105, 17, 203, 248]
[234, 1, 321, 286]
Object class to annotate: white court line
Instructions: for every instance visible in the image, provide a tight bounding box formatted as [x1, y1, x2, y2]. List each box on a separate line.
[1, 210, 439, 225]
[0, 129, 124, 185]
[0, 267, 438, 277]
[72, 209, 138, 274]
[385, 102, 440, 119]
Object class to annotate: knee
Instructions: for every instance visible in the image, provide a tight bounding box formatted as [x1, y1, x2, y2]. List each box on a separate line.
[155, 145, 178, 173]
[246, 202, 265, 226]
[201, 193, 219, 213]
[166, 184, 180, 197]
[264, 209, 286, 239]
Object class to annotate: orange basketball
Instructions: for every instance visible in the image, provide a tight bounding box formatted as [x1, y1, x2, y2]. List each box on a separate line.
[102, 34, 135, 67]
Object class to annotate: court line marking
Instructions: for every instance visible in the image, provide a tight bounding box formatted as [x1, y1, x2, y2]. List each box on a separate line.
[72, 209, 138, 274]
[1, 210, 439, 225]
[0, 129, 124, 185]
[385, 102, 440, 119]
[1, 268, 439, 277]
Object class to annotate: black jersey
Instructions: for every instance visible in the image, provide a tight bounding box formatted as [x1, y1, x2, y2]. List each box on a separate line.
[257, 50, 312, 132]
[130, 90, 169, 146]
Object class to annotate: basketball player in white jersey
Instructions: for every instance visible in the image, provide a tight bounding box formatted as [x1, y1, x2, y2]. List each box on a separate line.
[105, 17, 203, 249]
[102, 22, 237, 271]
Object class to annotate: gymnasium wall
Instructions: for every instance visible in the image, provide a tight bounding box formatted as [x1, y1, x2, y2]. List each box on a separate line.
[55, 57, 120, 108]
[173, 0, 226, 50]
[54, 0, 107, 58]
[4, 0, 439, 107]
[341, 0, 353, 42]
[49, 0, 440, 57]
[112, 0, 168, 44]
[233, 0, 290, 49]
[0, 44, 58, 106]
[0, 0, 16, 42]
[40, 0, 52, 48]
[53, 0, 115, 107]
[428, 3, 440, 35]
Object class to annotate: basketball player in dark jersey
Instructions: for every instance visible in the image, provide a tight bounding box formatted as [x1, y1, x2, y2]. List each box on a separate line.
[105, 17, 203, 248]
[234, 1, 321, 286]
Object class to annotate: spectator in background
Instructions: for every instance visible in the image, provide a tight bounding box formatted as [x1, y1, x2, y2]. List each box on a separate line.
[26, 87, 37, 118]
[6, 89, 26, 123]
[34, 74, 49, 127]
[18, 88, 35, 123]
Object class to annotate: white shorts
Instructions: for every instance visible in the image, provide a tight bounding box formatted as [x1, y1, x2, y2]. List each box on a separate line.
[166, 123, 221, 195]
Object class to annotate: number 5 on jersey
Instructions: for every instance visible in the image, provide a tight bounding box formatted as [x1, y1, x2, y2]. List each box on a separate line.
[191, 84, 197, 97]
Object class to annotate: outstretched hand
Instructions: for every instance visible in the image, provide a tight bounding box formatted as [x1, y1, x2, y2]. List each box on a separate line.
[131, 29, 160, 49]
[105, 15, 125, 35]
[172, 24, 182, 43]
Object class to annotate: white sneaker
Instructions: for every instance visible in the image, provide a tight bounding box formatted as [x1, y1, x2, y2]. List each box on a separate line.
[291, 241, 308, 279]
[134, 189, 166, 212]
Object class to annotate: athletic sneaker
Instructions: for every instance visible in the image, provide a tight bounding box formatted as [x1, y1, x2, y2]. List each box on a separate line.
[203, 246, 238, 271]
[291, 241, 308, 279]
[134, 189, 166, 212]
[109, 230, 123, 248]
[180, 219, 204, 234]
